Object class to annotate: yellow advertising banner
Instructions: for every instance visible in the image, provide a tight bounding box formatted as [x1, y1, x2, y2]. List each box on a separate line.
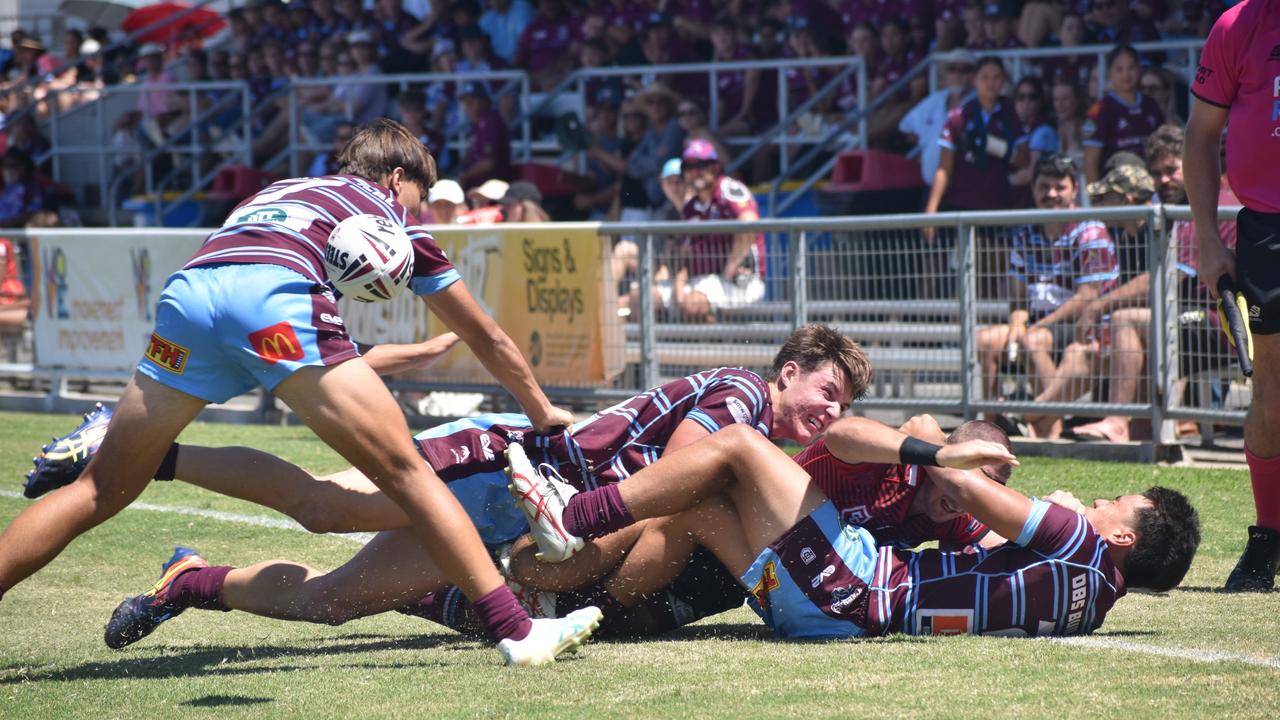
[340, 223, 623, 386]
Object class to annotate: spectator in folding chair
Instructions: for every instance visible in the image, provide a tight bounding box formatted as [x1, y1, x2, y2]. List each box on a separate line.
[1023, 163, 1151, 440]
[975, 154, 1118, 436]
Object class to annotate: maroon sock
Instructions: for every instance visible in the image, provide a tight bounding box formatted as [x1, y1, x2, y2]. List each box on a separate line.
[153, 443, 180, 482]
[397, 586, 485, 637]
[1247, 447, 1280, 532]
[166, 566, 232, 611]
[472, 585, 532, 643]
[563, 484, 635, 539]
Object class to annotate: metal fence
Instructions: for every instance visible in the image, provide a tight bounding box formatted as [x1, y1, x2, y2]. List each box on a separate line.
[596, 204, 1248, 448]
[0, 206, 1248, 450]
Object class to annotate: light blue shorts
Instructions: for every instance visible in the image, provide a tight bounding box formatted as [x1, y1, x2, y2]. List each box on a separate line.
[741, 500, 879, 640]
[137, 263, 358, 403]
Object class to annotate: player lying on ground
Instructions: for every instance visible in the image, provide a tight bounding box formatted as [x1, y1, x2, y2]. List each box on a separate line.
[511, 419, 1200, 638]
[406, 415, 1017, 639]
[69, 326, 869, 645]
[0, 119, 599, 666]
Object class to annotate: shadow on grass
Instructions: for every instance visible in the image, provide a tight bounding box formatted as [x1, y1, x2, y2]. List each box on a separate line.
[0, 633, 478, 685]
[183, 695, 273, 708]
[1174, 585, 1272, 595]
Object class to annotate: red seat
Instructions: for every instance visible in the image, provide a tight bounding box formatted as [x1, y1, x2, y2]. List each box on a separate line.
[207, 165, 278, 202]
[827, 150, 923, 193]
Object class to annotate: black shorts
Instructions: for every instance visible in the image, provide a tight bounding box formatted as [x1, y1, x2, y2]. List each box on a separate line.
[1236, 207, 1280, 335]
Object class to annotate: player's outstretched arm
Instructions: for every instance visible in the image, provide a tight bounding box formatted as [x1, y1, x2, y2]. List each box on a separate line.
[422, 282, 573, 432]
[360, 333, 460, 376]
[925, 466, 1034, 544]
[824, 416, 1018, 470]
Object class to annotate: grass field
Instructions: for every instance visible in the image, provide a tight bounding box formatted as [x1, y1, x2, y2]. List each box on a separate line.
[1, 410, 1277, 719]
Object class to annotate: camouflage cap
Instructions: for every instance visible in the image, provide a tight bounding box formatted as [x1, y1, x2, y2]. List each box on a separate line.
[1086, 163, 1156, 202]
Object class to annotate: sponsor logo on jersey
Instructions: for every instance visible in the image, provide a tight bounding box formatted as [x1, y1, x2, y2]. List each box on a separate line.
[249, 322, 305, 365]
[917, 609, 973, 636]
[480, 433, 495, 461]
[725, 396, 752, 425]
[236, 207, 288, 224]
[1064, 573, 1089, 634]
[800, 546, 817, 565]
[1194, 63, 1212, 85]
[319, 313, 344, 326]
[810, 564, 836, 589]
[146, 332, 189, 374]
[450, 445, 472, 464]
[842, 505, 872, 526]
[829, 585, 864, 615]
[749, 560, 780, 609]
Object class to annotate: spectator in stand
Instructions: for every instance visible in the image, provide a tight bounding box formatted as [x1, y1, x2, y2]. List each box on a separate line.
[259, 1, 291, 44]
[425, 40, 464, 153]
[309, 0, 347, 39]
[458, 178, 508, 224]
[336, 0, 375, 37]
[423, 179, 466, 224]
[307, 121, 354, 176]
[977, 1, 1024, 49]
[708, 16, 759, 137]
[1082, 45, 1164, 183]
[627, 84, 685, 212]
[457, 81, 511, 188]
[0, 233, 28, 331]
[579, 38, 623, 119]
[975, 153, 1119, 433]
[398, 88, 449, 175]
[784, 18, 832, 113]
[1140, 66, 1183, 126]
[747, 18, 788, 132]
[1085, 0, 1161, 46]
[867, 18, 928, 146]
[500, 180, 550, 222]
[479, 0, 535, 64]
[961, 3, 986, 49]
[5, 114, 49, 165]
[1144, 124, 1185, 205]
[0, 149, 50, 227]
[285, 1, 316, 45]
[924, 56, 1027, 220]
[1010, 77, 1060, 205]
[226, 8, 255, 54]
[513, 0, 578, 91]
[575, 91, 623, 221]
[345, 31, 389, 122]
[1051, 77, 1087, 167]
[669, 139, 764, 322]
[8, 35, 44, 83]
[374, 0, 422, 73]
[1022, 162, 1150, 439]
[900, 49, 977, 195]
[1041, 13, 1093, 90]
[655, 156, 687, 221]
[597, 0, 648, 53]
[1017, 0, 1067, 47]
[676, 99, 730, 166]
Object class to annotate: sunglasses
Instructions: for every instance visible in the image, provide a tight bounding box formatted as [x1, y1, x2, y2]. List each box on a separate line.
[683, 160, 716, 170]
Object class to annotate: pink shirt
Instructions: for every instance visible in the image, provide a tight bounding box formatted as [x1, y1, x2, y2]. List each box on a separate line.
[1191, 0, 1280, 214]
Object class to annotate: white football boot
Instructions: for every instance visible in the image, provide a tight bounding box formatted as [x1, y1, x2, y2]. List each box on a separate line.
[497, 606, 603, 667]
[505, 444, 584, 563]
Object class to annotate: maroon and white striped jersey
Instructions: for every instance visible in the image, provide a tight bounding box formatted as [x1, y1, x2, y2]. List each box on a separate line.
[794, 438, 989, 549]
[187, 175, 459, 295]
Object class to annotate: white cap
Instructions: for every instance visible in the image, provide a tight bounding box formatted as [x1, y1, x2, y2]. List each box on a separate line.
[138, 42, 164, 57]
[80, 38, 102, 56]
[468, 178, 509, 202]
[428, 179, 464, 205]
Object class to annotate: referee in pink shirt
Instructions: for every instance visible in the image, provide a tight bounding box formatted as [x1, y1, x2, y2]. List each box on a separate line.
[1185, 0, 1280, 591]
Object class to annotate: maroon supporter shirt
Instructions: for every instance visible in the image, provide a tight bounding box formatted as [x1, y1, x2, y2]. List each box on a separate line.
[937, 98, 1026, 210]
[680, 176, 766, 278]
[464, 107, 511, 181]
[187, 175, 457, 294]
[1082, 92, 1164, 169]
[868, 501, 1125, 636]
[514, 15, 578, 74]
[795, 438, 989, 549]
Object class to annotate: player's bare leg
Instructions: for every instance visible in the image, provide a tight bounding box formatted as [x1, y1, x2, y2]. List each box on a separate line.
[1074, 307, 1150, 442]
[507, 524, 647, 592]
[219, 528, 449, 624]
[0, 374, 206, 593]
[1026, 339, 1100, 439]
[272, 359, 504, 603]
[171, 446, 409, 533]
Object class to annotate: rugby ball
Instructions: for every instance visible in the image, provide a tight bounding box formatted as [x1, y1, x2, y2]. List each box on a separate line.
[323, 214, 415, 303]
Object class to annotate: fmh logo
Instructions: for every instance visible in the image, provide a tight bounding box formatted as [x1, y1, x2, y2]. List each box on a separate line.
[249, 322, 305, 365]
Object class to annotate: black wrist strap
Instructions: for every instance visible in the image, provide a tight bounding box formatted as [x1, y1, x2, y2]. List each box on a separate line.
[900, 437, 942, 467]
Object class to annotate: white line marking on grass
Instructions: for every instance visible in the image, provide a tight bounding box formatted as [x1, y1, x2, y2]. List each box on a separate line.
[1053, 636, 1280, 670]
[0, 489, 372, 544]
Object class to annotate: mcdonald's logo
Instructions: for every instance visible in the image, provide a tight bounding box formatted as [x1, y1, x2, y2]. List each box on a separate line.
[249, 322, 305, 365]
[749, 560, 780, 610]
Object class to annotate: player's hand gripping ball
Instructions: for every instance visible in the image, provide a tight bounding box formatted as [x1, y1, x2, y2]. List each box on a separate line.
[324, 214, 415, 303]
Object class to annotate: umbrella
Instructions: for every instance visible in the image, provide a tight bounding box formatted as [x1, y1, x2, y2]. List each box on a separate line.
[121, 2, 225, 45]
[60, 0, 154, 30]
